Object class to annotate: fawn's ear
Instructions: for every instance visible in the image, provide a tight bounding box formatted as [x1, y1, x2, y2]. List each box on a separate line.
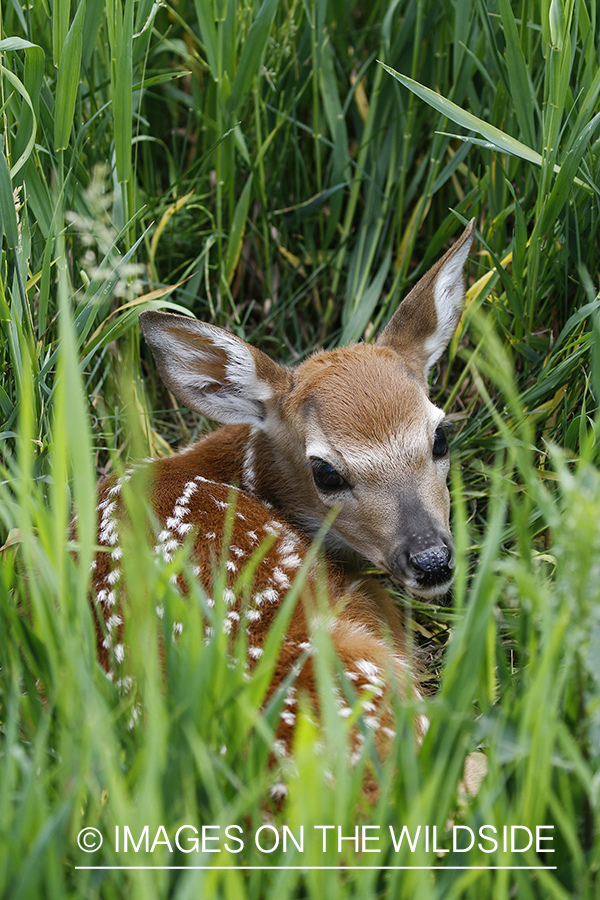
[376, 218, 476, 379]
[140, 311, 292, 426]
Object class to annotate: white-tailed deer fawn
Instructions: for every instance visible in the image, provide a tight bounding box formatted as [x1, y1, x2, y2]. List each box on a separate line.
[91, 219, 476, 784]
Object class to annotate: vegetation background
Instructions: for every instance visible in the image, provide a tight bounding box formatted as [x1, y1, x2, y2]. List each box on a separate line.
[0, 0, 599, 897]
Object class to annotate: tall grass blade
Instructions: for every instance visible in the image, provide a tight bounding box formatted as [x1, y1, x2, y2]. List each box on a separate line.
[223, 172, 253, 286]
[498, 0, 538, 147]
[539, 110, 600, 234]
[0, 147, 18, 249]
[12, 42, 44, 169]
[114, 0, 134, 184]
[52, 0, 71, 67]
[53, 0, 86, 152]
[229, 0, 280, 113]
[0, 66, 38, 179]
[379, 63, 543, 166]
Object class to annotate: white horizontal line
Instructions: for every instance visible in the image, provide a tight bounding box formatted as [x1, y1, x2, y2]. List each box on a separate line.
[75, 866, 557, 871]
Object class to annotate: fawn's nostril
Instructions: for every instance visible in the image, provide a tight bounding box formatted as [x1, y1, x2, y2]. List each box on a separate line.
[410, 545, 452, 586]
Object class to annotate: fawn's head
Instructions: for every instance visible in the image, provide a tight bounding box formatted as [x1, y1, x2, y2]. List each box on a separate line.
[140, 219, 475, 598]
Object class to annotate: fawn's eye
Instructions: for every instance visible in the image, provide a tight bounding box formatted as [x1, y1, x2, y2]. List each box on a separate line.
[310, 458, 347, 492]
[432, 425, 449, 458]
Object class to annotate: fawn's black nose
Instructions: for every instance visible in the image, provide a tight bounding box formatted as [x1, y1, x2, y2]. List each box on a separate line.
[410, 545, 452, 588]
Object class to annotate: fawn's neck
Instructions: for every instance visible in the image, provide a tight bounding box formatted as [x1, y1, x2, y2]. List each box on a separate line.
[157, 423, 303, 525]
[157, 424, 250, 487]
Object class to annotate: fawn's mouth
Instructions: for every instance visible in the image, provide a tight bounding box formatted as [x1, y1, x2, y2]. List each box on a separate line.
[402, 576, 454, 603]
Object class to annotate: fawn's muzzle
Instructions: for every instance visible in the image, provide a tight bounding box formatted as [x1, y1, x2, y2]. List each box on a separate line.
[388, 524, 454, 598]
[410, 545, 453, 589]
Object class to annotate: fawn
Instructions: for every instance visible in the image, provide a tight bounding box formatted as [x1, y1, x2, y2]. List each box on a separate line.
[91, 219, 476, 786]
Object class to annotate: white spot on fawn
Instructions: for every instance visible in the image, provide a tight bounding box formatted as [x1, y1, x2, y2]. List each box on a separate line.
[280, 553, 302, 570]
[128, 704, 141, 729]
[272, 567, 290, 589]
[223, 588, 236, 606]
[97, 589, 116, 608]
[177, 522, 195, 536]
[245, 609, 261, 622]
[106, 614, 122, 633]
[264, 520, 283, 536]
[365, 682, 384, 698]
[116, 676, 133, 694]
[270, 782, 288, 800]
[106, 568, 121, 586]
[356, 659, 382, 681]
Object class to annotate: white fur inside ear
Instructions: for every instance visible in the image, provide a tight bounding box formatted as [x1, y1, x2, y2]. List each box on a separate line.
[424, 238, 472, 371]
[204, 327, 274, 424]
[148, 319, 274, 426]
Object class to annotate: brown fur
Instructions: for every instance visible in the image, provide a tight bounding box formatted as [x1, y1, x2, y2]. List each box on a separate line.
[91, 468, 419, 779]
[89, 219, 477, 794]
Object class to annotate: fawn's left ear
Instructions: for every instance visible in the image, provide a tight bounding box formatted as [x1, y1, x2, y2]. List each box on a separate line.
[376, 218, 476, 380]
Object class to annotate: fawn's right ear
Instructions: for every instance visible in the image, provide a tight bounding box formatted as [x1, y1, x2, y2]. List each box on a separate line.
[376, 218, 476, 380]
[139, 311, 292, 426]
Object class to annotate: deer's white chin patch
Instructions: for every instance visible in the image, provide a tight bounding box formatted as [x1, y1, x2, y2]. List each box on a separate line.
[403, 578, 454, 602]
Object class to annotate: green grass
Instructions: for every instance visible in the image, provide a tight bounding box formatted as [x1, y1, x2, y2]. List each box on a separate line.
[0, 0, 599, 897]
